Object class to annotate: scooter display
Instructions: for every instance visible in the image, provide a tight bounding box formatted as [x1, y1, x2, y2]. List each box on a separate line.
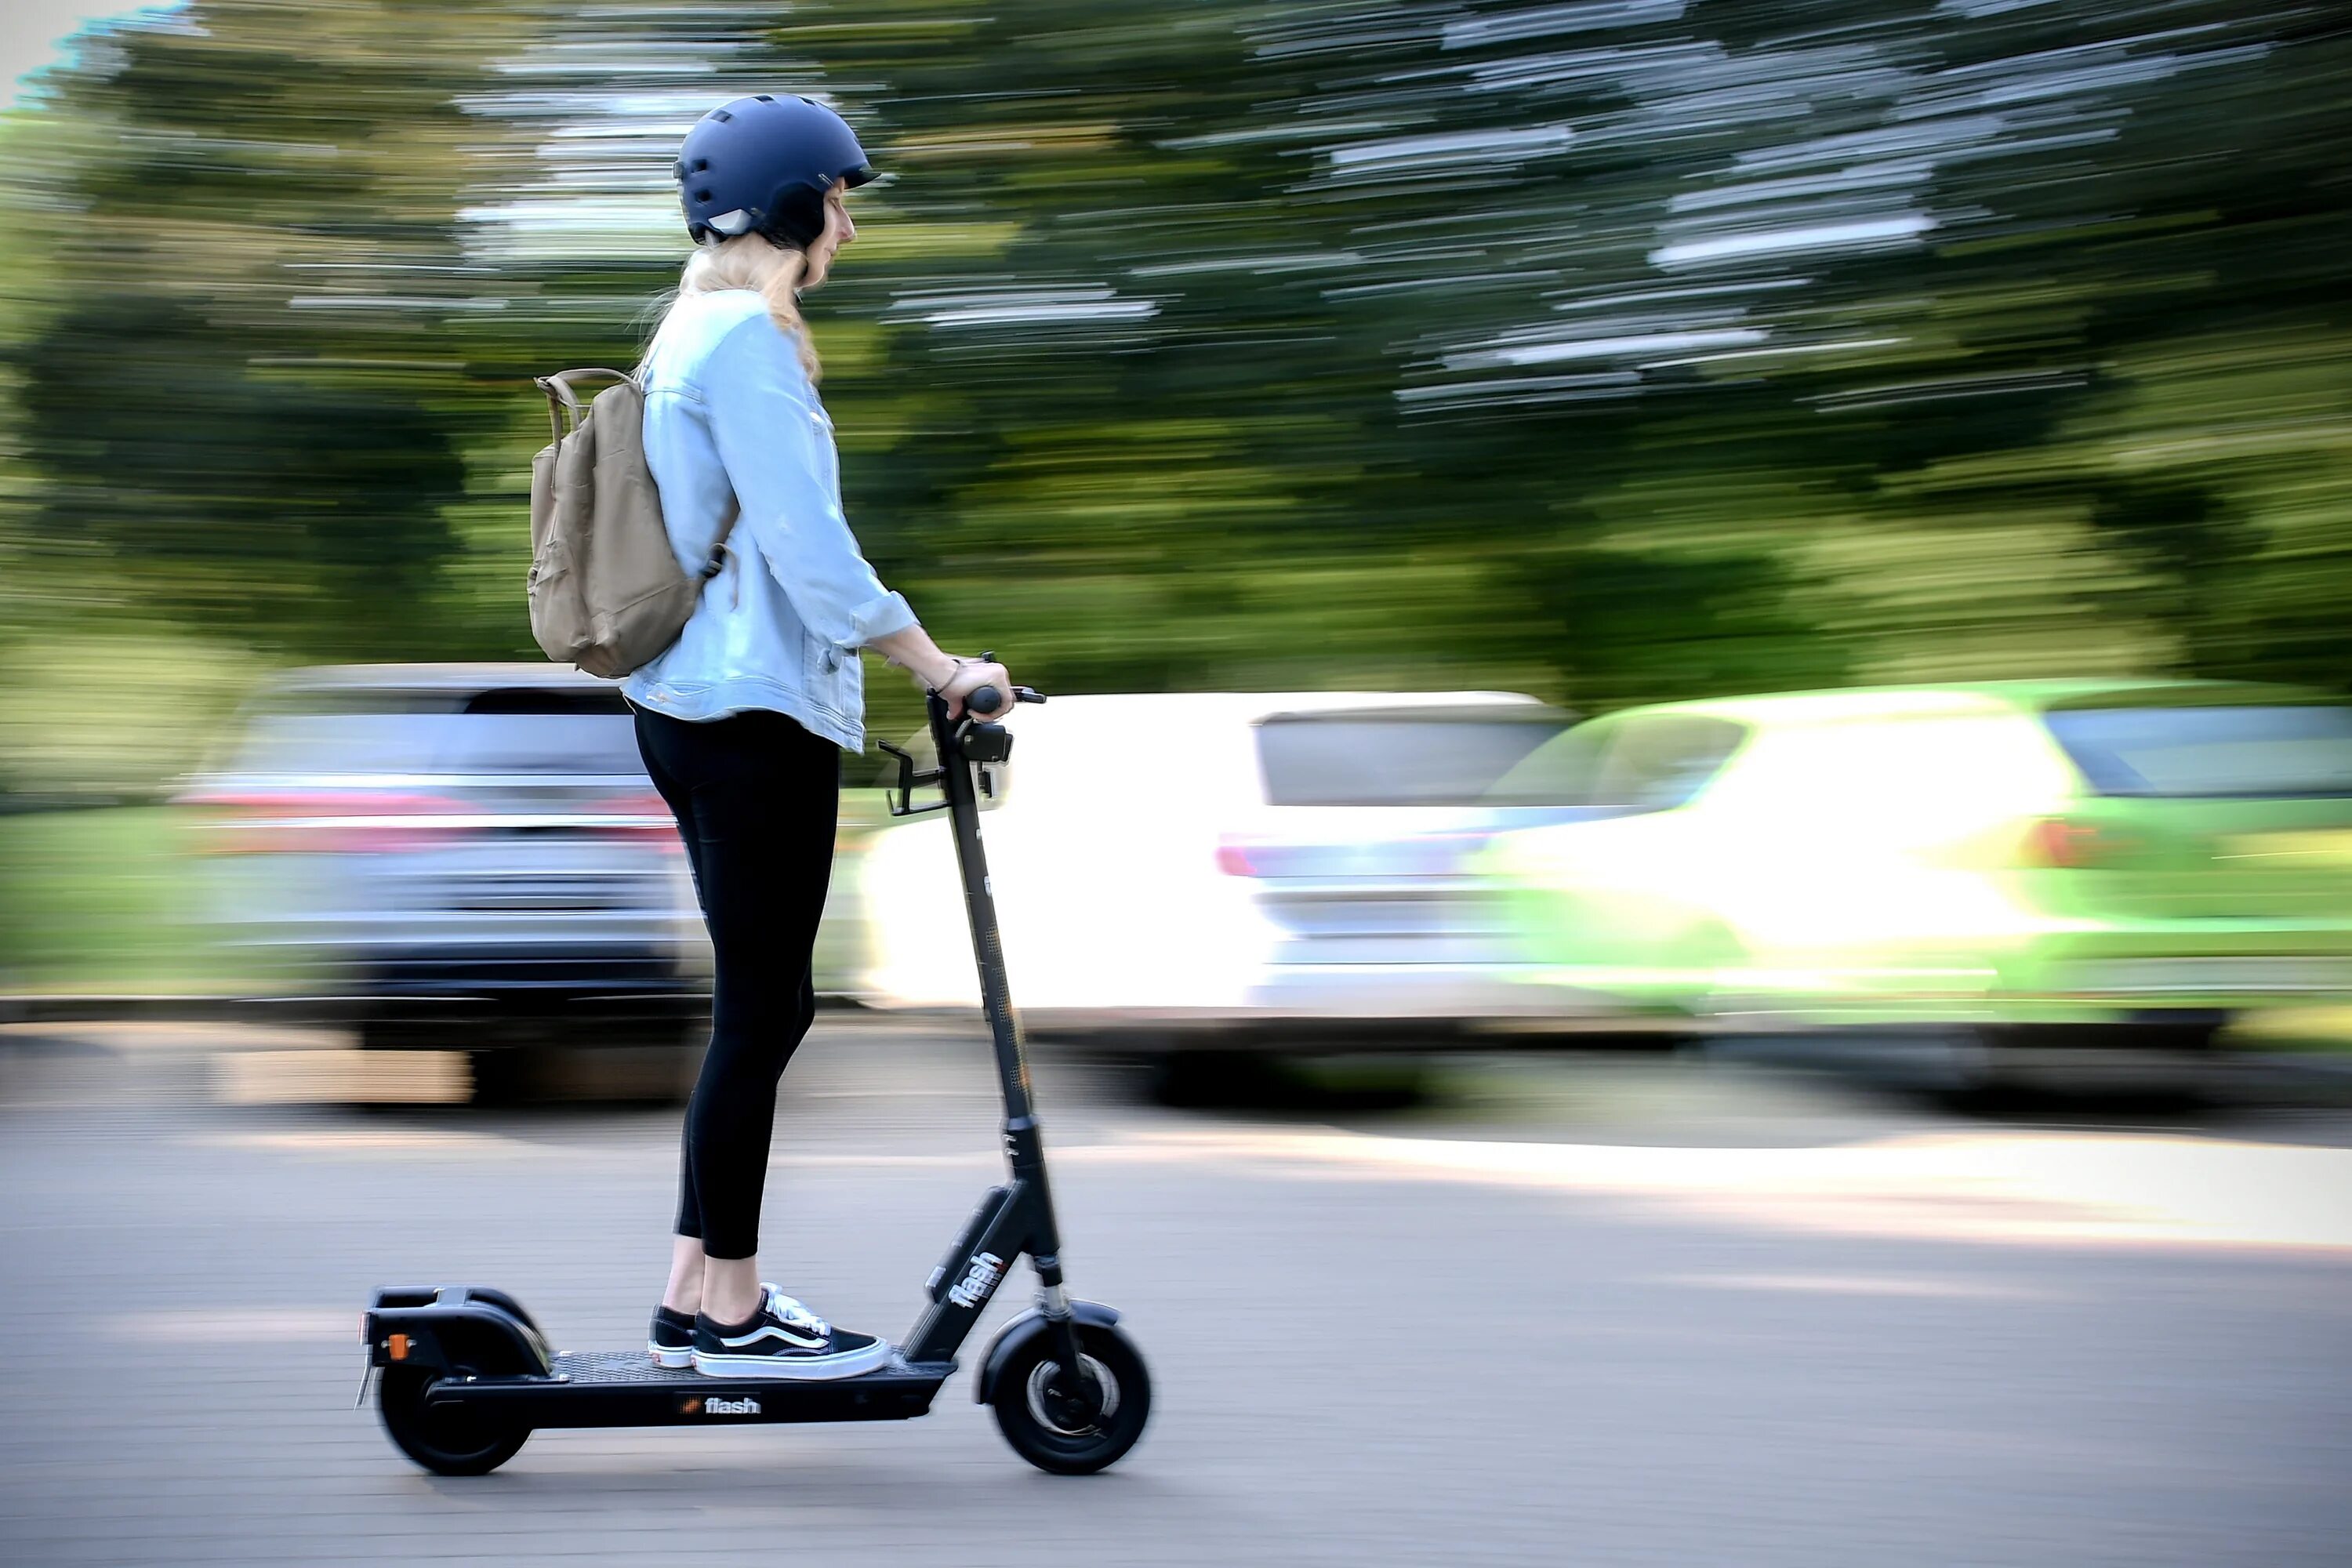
[358, 681, 1152, 1476]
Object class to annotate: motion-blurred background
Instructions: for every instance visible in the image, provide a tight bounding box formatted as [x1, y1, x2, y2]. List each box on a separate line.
[5, 10, 2352, 1565]
[1, 0, 2348, 1080]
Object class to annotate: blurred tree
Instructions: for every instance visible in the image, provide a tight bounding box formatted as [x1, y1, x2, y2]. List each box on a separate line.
[18, 296, 463, 653]
[0, 0, 2347, 792]
[0, 0, 513, 656]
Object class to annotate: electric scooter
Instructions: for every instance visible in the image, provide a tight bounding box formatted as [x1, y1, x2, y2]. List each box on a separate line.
[358, 679, 1152, 1476]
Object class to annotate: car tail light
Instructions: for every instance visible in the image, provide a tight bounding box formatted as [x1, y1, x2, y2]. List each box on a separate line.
[176, 790, 480, 855]
[2020, 816, 2136, 869]
[1214, 835, 1261, 877]
[586, 792, 684, 853]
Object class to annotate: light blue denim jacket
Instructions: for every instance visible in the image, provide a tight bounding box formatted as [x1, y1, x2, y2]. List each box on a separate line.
[622, 289, 917, 751]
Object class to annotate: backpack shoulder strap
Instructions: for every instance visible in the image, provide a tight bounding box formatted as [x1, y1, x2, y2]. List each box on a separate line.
[532, 367, 637, 445]
[536, 363, 739, 575]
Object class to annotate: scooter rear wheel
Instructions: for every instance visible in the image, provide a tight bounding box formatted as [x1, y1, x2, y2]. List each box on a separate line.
[989, 1321, 1151, 1475]
[379, 1367, 531, 1475]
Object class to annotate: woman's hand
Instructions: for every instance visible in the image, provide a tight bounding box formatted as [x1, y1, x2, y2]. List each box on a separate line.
[869, 625, 1014, 718]
[935, 657, 1014, 720]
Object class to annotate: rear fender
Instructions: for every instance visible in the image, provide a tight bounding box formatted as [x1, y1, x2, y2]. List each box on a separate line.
[365, 1285, 551, 1378]
[974, 1301, 1121, 1404]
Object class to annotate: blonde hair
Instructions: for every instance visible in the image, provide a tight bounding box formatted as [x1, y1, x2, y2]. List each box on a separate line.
[663, 234, 822, 381]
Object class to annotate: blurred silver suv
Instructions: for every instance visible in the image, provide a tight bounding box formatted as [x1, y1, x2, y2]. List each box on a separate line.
[180, 665, 709, 1058]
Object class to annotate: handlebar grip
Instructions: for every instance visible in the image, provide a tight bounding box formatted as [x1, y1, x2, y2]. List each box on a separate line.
[958, 685, 1044, 717]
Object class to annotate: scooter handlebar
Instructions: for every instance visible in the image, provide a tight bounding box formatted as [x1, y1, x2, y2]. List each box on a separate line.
[965, 684, 1046, 715]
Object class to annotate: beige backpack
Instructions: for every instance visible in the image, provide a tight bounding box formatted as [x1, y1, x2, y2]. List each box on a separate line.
[527, 368, 736, 679]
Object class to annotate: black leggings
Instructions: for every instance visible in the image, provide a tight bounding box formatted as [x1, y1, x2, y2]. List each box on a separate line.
[634, 703, 841, 1261]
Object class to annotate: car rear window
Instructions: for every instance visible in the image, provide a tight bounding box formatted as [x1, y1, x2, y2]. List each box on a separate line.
[2043, 703, 2352, 798]
[429, 715, 644, 775]
[231, 715, 453, 775]
[461, 688, 631, 717]
[1255, 709, 1572, 807]
[1487, 714, 1748, 811]
[230, 685, 641, 776]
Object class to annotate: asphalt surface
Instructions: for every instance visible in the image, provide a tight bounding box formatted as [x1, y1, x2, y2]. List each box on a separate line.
[2, 1020, 2350, 1566]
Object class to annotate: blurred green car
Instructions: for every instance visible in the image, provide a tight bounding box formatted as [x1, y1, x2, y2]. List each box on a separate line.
[1476, 681, 2352, 1040]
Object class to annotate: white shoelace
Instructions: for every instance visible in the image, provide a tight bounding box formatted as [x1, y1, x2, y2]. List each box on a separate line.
[760, 1283, 830, 1336]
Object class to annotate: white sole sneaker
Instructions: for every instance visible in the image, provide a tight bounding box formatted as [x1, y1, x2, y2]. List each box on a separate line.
[649, 1341, 695, 1369]
[691, 1339, 892, 1381]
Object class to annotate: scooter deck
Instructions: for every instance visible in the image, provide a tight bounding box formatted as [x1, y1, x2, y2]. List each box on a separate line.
[425, 1349, 957, 1428]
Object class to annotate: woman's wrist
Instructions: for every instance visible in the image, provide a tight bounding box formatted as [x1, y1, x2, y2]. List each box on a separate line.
[873, 626, 964, 691]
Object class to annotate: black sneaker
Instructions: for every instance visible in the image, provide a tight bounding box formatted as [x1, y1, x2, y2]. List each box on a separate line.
[648, 1305, 695, 1369]
[693, 1284, 890, 1381]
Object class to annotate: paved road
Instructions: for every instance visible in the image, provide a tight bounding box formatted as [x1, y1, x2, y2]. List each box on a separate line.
[3, 1021, 2350, 1566]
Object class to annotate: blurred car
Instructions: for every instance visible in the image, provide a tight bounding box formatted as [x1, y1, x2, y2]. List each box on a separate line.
[851, 691, 1575, 1044]
[1476, 680, 2352, 1044]
[180, 664, 710, 1057]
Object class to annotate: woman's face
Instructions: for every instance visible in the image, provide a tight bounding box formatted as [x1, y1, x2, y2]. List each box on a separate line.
[800, 180, 855, 289]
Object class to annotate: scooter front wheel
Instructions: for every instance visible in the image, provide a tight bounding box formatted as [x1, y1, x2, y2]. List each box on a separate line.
[379, 1367, 531, 1475]
[989, 1320, 1151, 1475]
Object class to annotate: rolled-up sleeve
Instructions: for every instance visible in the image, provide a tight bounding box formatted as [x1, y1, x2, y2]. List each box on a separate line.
[705, 314, 917, 650]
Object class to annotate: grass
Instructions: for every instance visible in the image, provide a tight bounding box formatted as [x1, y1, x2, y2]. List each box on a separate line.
[0, 805, 231, 996]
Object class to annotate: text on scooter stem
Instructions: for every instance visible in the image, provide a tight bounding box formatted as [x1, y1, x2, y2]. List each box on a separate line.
[948, 1250, 1007, 1308]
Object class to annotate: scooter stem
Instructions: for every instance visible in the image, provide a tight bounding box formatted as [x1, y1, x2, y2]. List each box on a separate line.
[927, 691, 1040, 1127]
[922, 692, 1078, 1378]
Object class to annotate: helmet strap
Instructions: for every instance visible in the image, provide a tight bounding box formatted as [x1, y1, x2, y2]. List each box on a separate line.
[764, 184, 829, 250]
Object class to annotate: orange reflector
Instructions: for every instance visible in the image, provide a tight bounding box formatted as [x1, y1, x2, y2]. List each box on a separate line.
[388, 1334, 410, 1361]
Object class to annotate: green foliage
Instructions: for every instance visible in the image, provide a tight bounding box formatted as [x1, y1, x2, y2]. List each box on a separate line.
[0, 0, 2347, 797]
[0, 807, 225, 996]
[19, 296, 464, 652]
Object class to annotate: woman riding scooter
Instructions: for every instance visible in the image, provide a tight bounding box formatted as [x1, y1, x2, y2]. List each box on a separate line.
[626, 93, 1011, 1379]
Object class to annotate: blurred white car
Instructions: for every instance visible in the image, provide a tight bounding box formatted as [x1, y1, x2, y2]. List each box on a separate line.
[851, 691, 1576, 1044]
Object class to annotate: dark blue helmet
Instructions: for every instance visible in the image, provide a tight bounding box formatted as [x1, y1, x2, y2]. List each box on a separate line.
[677, 94, 877, 248]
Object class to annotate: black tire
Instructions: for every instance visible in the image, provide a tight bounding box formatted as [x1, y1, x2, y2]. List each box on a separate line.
[1949, 1021, 2227, 1112]
[378, 1367, 530, 1476]
[989, 1321, 1152, 1476]
[1146, 1047, 1434, 1112]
